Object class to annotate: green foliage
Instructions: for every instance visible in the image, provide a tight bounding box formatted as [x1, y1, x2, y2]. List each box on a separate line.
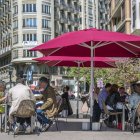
[65, 58, 140, 86]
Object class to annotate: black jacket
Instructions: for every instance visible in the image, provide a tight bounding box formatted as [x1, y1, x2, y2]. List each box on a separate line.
[105, 92, 121, 109]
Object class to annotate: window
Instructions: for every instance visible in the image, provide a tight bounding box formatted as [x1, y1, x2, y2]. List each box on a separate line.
[23, 4, 36, 12]
[23, 18, 37, 27]
[23, 50, 37, 57]
[88, 8, 93, 15]
[50, 67, 58, 75]
[133, 5, 136, 28]
[13, 35, 18, 44]
[89, 19, 93, 27]
[42, 4, 51, 14]
[122, 2, 125, 20]
[23, 34, 37, 41]
[88, 0, 93, 3]
[13, 20, 18, 29]
[13, 5, 18, 14]
[42, 34, 51, 43]
[12, 50, 18, 59]
[42, 19, 50, 28]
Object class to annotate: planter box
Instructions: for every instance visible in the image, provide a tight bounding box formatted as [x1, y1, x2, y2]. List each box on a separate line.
[82, 122, 90, 130]
[92, 122, 101, 131]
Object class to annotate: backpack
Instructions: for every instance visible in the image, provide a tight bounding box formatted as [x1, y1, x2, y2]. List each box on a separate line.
[16, 100, 35, 118]
[136, 102, 140, 117]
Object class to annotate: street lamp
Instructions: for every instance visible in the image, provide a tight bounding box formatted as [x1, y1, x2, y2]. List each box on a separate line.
[8, 63, 14, 88]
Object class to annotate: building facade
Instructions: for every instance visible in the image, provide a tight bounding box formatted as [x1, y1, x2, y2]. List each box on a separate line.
[80, 0, 98, 29]
[98, 0, 109, 30]
[0, 0, 13, 83]
[131, 0, 140, 35]
[108, 0, 131, 34]
[0, 0, 82, 85]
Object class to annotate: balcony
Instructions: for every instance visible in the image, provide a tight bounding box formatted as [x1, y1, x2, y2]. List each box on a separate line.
[60, 17, 68, 23]
[67, 18, 75, 25]
[55, 0, 60, 7]
[114, 18, 126, 32]
[54, 13, 60, 20]
[57, 2, 68, 10]
[60, 15, 68, 23]
[0, 46, 11, 56]
[112, 0, 123, 18]
[74, 7, 80, 14]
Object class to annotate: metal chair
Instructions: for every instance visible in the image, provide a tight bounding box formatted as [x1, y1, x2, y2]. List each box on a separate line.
[130, 102, 140, 134]
[52, 97, 63, 131]
[8, 100, 39, 136]
[102, 101, 122, 128]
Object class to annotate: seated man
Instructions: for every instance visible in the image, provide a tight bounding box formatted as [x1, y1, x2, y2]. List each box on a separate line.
[98, 83, 112, 110]
[8, 77, 35, 133]
[36, 77, 57, 131]
[129, 81, 140, 130]
[129, 81, 140, 109]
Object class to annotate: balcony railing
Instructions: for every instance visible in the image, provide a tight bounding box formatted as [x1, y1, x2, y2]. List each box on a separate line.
[0, 46, 11, 55]
[114, 18, 125, 31]
[55, 13, 60, 20]
[60, 15, 68, 23]
[112, 0, 123, 16]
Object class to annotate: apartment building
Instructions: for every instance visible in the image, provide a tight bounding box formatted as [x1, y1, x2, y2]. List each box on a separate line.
[108, 0, 131, 34]
[98, 0, 109, 30]
[80, 0, 98, 29]
[0, 0, 13, 83]
[0, 0, 82, 85]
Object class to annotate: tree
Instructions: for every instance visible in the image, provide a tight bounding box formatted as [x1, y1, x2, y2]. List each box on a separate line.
[66, 58, 140, 87]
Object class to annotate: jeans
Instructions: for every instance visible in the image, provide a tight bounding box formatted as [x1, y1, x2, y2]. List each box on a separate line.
[36, 109, 49, 125]
[16, 117, 31, 125]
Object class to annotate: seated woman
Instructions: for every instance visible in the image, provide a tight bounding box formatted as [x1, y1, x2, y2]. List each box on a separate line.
[105, 84, 122, 128]
[61, 86, 73, 117]
[119, 87, 129, 103]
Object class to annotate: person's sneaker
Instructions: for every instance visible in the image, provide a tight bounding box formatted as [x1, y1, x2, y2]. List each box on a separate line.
[41, 121, 53, 132]
[14, 125, 19, 134]
[26, 125, 32, 133]
[42, 124, 50, 132]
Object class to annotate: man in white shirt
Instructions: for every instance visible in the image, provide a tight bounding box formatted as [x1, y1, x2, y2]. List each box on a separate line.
[8, 77, 35, 133]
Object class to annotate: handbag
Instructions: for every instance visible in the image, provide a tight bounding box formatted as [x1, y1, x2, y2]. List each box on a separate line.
[81, 101, 89, 113]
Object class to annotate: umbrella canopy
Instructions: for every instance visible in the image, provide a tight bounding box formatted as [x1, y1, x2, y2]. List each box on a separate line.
[31, 28, 140, 128]
[31, 28, 140, 57]
[34, 56, 116, 68]
[34, 56, 116, 119]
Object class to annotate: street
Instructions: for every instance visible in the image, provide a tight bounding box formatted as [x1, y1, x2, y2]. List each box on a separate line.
[0, 118, 140, 140]
[0, 100, 140, 140]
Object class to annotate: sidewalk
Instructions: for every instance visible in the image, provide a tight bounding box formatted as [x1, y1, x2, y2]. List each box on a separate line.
[0, 118, 140, 140]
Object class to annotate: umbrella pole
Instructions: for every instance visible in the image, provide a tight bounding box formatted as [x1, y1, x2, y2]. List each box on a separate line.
[76, 61, 80, 118]
[90, 47, 94, 130]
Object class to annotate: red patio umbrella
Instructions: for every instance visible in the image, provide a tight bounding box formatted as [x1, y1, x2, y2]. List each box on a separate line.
[34, 56, 116, 68]
[34, 56, 116, 118]
[31, 28, 140, 128]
